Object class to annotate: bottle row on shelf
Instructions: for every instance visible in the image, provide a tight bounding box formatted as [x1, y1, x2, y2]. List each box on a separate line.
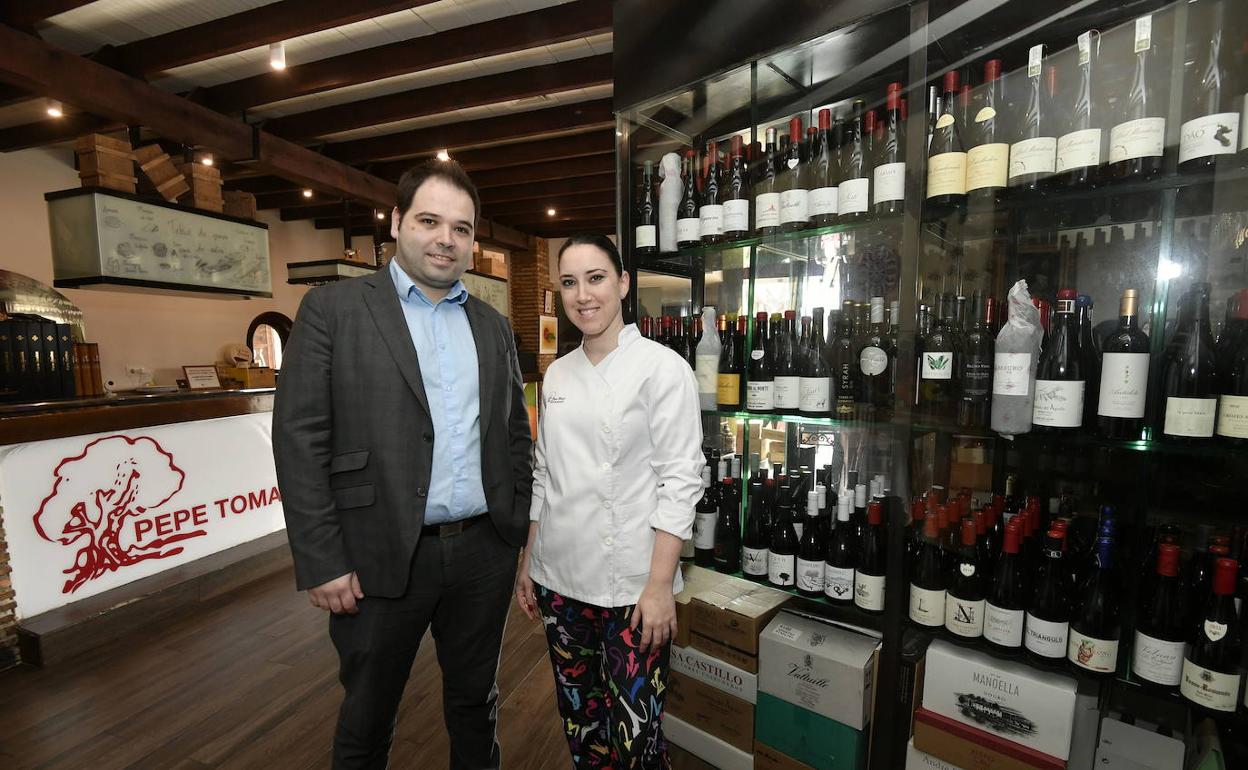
[634, 2, 1247, 253]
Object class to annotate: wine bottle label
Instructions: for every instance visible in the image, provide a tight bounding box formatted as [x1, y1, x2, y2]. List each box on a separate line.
[962, 354, 992, 397]
[984, 604, 1024, 647]
[716, 373, 742, 406]
[635, 225, 656, 249]
[1024, 615, 1069, 658]
[755, 193, 780, 228]
[1033, 379, 1086, 427]
[692, 512, 717, 549]
[676, 217, 700, 243]
[1133, 631, 1185, 685]
[695, 355, 719, 401]
[1078, 31, 1092, 65]
[1164, 396, 1217, 438]
[860, 346, 888, 376]
[909, 585, 947, 627]
[1028, 44, 1043, 78]
[992, 353, 1031, 396]
[1180, 113, 1240, 163]
[746, 381, 775, 411]
[779, 189, 809, 225]
[723, 199, 750, 232]
[809, 186, 838, 216]
[1098, 352, 1149, 418]
[945, 596, 985, 638]
[839, 178, 869, 214]
[1201, 620, 1228, 642]
[681, 538, 695, 559]
[1216, 395, 1248, 438]
[768, 552, 795, 586]
[854, 572, 885, 611]
[1068, 628, 1119, 673]
[966, 143, 1008, 191]
[1056, 129, 1102, 173]
[798, 377, 830, 412]
[750, 349, 765, 361]
[872, 162, 905, 205]
[1134, 15, 1151, 53]
[1110, 117, 1166, 162]
[773, 376, 801, 409]
[742, 546, 769, 576]
[1008, 137, 1057, 179]
[926, 152, 968, 197]
[921, 351, 953, 380]
[698, 204, 724, 237]
[825, 565, 854, 601]
[1181, 659, 1242, 712]
[796, 558, 825, 593]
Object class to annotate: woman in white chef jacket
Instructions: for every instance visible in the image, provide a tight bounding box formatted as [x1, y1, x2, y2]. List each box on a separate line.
[516, 234, 704, 769]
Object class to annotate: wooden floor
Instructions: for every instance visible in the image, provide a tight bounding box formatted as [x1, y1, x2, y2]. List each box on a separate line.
[0, 568, 568, 769]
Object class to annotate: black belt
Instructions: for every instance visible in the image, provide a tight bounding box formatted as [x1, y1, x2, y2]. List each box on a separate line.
[421, 514, 485, 538]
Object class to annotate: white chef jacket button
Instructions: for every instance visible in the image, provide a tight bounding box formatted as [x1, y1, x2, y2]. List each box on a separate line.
[602, 500, 612, 509]
[604, 536, 614, 546]
[601, 424, 611, 433]
[601, 462, 610, 471]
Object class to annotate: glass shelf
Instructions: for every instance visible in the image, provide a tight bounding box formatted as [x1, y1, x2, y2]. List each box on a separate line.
[634, 215, 904, 266]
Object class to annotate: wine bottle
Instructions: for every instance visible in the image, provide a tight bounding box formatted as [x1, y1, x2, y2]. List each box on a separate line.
[1109, 15, 1166, 180]
[854, 500, 886, 613]
[1077, 295, 1102, 428]
[723, 134, 751, 239]
[1033, 289, 1086, 430]
[985, 521, 1028, 653]
[715, 313, 741, 411]
[958, 292, 995, 429]
[967, 59, 1008, 207]
[926, 70, 967, 211]
[713, 475, 742, 573]
[773, 310, 801, 412]
[1161, 283, 1219, 441]
[1218, 296, 1248, 441]
[746, 311, 774, 413]
[830, 302, 859, 420]
[825, 492, 856, 604]
[946, 517, 986, 639]
[909, 511, 947, 628]
[1180, 557, 1243, 711]
[676, 150, 701, 249]
[1179, 1, 1240, 174]
[699, 140, 724, 245]
[839, 99, 871, 221]
[693, 466, 717, 567]
[742, 480, 770, 581]
[1055, 32, 1103, 189]
[1133, 543, 1186, 690]
[1009, 45, 1057, 194]
[635, 160, 658, 254]
[859, 296, 895, 419]
[799, 308, 831, 415]
[873, 82, 906, 215]
[918, 293, 958, 421]
[768, 482, 798, 588]
[754, 127, 781, 236]
[779, 116, 810, 232]
[1025, 529, 1072, 662]
[1098, 289, 1150, 438]
[796, 491, 826, 598]
[809, 108, 838, 226]
[694, 306, 720, 411]
[1068, 536, 1120, 675]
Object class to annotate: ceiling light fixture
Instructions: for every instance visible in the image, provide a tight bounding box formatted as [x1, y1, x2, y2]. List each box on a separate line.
[547, 208, 557, 216]
[200, 154, 214, 167]
[376, 211, 386, 220]
[270, 41, 287, 70]
[435, 149, 451, 161]
[46, 99, 63, 118]
[302, 188, 313, 198]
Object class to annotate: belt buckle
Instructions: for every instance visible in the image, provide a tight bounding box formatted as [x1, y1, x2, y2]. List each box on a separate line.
[438, 521, 465, 538]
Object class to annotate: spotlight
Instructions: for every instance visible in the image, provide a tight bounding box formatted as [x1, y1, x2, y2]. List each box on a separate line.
[46, 99, 63, 118]
[435, 149, 450, 161]
[376, 211, 386, 220]
[547, 208, 557, 216]
[270, 41, 286, 70]
[200, 154, 214, 167]
[302, 188, 313, 198]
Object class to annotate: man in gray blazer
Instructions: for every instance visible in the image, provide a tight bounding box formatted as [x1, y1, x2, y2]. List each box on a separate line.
[273, 159, 533, 769]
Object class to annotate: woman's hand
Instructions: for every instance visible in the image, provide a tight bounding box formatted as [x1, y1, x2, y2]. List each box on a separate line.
[515, 550, 538, 620]
[630, 580, 677, 653]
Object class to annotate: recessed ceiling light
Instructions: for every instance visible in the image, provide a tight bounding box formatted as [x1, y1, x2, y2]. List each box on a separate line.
[200, 154, 214, 167]
[436, 149, 451, 161]
[376, 211, 386, 220]
[302, 188, 313, 198]
[547, 208, 557, 216]
[46, 99, 63, 118]
[270, 41, 286, 70]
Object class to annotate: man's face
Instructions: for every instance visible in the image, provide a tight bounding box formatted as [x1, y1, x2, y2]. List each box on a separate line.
[390, 176, 476, 298]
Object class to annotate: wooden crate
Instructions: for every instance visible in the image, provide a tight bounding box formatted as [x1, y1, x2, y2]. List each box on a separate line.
[75, 133, 130, 155]
[78, 150, 134, 178]
[134, 144, 190, 202]
[79, 173, 137, 194]
[222, 190, 257, 220]
[76, 133, 136, 193]
[176, 161, 224, 212]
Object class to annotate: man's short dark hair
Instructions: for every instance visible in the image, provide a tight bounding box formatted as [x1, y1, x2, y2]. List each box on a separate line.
[396, 158, 481, 224]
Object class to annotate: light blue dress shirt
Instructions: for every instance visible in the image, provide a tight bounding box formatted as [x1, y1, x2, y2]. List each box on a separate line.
[390, 259, 487, 525]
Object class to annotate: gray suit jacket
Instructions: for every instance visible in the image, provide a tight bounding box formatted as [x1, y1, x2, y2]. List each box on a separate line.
[272, 264, 533, 597]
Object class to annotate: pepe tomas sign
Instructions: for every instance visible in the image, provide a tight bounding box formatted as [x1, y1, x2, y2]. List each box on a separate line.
[0, 412, 284, 618]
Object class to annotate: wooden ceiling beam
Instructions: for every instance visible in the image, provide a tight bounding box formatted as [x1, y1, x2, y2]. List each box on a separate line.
[465, 154, 615, 189]
[264, 54, 612, 141]
[324, 98, 615, 165]
[496, 206, 616, 227]
[479, 173, 616, 205]
[204, 0, 611, 114]
[365, 131, 614, 180]
[0, 1, 98, 31]
[483, 190, 615, 219]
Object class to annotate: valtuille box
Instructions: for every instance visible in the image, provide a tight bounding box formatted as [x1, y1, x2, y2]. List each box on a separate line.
[904, 737, 962, 770]
[691, 576, 790, 655]
[692, 632, 758, 673]
[913, 708, 1065, 770]
[676, 565, 733, 648]
[755, 691, 867, 770]
[922, 638, 1077, 760]
[667, 671, 754, 753]
[663, 714, 752, 770]
[671, 643, 757, 703]
[759, 612, 880, 731]
[755, 742, 816, 770]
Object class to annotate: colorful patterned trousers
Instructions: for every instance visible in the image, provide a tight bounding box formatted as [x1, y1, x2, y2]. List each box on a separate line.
[535, 584, 671, 770]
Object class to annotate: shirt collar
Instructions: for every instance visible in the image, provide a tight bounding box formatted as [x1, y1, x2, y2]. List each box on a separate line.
[390, 258, 469, 308]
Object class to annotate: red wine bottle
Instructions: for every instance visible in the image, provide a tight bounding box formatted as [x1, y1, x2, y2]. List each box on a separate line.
[635, 160, 657, 254]
[1033, 289, 1086, 430]
[967, 59, 1008, 207]
[773, 311, 801, 412]
[676, 150, 700, 249]
[854, 500, 886, 613]
[713, 475, 741, 573]
[767, 482, 798, 588]
[754, 127, 780, 235]
[946, 517, 986, 639]
[1098, 289, 1151, 439]
[1132, 543, 1186, 690]
[985, 521, 1027, 653]
[741, 479, 770, 581]
[1180, 557, 1243, 711]
[779, 116, 810, 232]
[1109, 14, 1166, 180]
[830, 302, 858, 420]
[699, 140, 724, 245]
[1218, 297, 1248, 442]
[716, 314, 742, 411]
[873, 82, 906, 216]
[1068, 536, 1120, 675]
[1055, 32, 1102, 190]
[796, 491, 826, 598]
[1160, 283, 1219, 441]
[1179, 0, 1240, 174]
[809, 108, 838, 225]
[745, 311, 774, 413]
[1009, 45, 1057, 194]
[926, 70, 966, 211]
[958, 292, 995, 429]
[858, 296, 895, 419]
[799, 309, 830, 415]
[693, 466, 717, 567]
[722, 135, 750, 239]
[824, 492, 856, 604]
[909, 511, 947, 628]
[1025, 529, 1072, 662]
[839, 100, 871, 221]
[917, 293, 959, 421]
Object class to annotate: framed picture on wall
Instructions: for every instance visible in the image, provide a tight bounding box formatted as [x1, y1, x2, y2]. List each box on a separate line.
[543, 289, 555, 315]
[539, 316, 557, 355]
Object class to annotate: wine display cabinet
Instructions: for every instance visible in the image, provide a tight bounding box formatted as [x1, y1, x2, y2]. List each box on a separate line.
[615, 0, 1248, 768]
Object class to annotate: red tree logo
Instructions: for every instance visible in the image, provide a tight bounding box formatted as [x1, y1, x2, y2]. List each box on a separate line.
[33, 435, 202, 594]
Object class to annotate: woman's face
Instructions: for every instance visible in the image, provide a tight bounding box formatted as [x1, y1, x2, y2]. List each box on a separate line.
[558, 244, 629, 337]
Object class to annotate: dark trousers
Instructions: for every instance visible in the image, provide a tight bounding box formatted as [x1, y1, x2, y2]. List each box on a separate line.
[328, 517, 518, 770]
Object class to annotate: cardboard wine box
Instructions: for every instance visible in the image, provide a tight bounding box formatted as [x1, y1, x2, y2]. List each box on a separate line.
[692, 632, 759, 674]
[1093, 716, 1186, 770]
[904, 737, 962, 770]
[676, 566, 733, 648]
[663, 714, 752, 770]
[754, 692, 867, 770]
[755, 742, 817, 770]
[691, 577, 791, 656]
[667, 670, 754, 753]
[913, 708, 1066, 770]
[671, 643, 757, 703]
[758, 612, 879, 731]
[922, 638, 1077, 760]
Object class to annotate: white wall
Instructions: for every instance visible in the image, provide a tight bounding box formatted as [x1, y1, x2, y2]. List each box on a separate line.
[1, 147, 378, 388]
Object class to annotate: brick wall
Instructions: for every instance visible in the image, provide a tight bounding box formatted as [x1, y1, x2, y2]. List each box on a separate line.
[508, 236, 555, 375]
